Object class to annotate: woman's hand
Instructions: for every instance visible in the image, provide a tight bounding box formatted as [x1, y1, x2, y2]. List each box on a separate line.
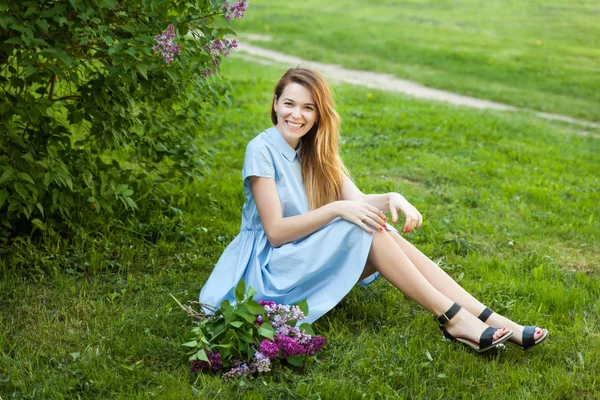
[388, 193, 423, 234]
[334, 200, 387, 234]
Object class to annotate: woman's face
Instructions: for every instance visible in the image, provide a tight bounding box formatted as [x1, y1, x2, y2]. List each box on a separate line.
[273, 82, 318, 148]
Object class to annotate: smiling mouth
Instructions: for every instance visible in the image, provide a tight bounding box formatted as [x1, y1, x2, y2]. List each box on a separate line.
[286, 121, 304, 130]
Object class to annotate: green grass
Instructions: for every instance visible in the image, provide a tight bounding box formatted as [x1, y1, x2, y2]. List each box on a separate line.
[1, 57, 599, 399]
[235, 0, 600, 122]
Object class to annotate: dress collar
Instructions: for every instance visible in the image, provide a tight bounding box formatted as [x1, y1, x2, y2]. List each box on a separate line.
[266, 126, 301, 162]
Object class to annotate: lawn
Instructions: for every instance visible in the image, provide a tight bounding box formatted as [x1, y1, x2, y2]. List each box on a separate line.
[235, 0, 600, 122]
[1, 54, 599, 399]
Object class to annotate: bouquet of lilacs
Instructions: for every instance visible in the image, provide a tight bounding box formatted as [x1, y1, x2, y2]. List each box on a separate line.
[176, 279, 326, 380]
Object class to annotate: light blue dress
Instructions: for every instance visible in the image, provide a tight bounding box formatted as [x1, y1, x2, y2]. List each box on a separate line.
[199, 127, 392, 324]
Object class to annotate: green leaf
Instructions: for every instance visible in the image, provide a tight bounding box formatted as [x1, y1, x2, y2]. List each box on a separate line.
[4, 37, 21, 45]
[21, 153, 34, 163]
[0, 171, 13, 185]
[108, 43, 121, 55]
[299, 323, 315, 336]
[247, 345, 255, 361]
[295, 298, 309, 317]
[17, 172, 35, 185]
[0, 16, 15, 30]
[234, 277, 245, 303]
[36, 203, 44, 217]
[124, 196, 137, 209]
[246, 300, 265, 315]
[223, 305, 235, 325]
[136, 64, 148, 80]
[37, 19, 49, 33]
[97, 0, 118, 9]
[0, 189, 8, 208]
[258, 324, 274, 340]
[246, 286, 257, 299]
[195, 349, 209, 362]
[181, 340, 198, 348]
[82, 170, 93, 188]
[233, 309, 255, 324]
[212, 320, 227, 338]
[285, 355, 305, 367]
[31, 218, 45, 231]
[13, 182, 27, 200]
[219, 299, 230, 308]
[236, 329, 254, 344]
[229, 321, 243, 328]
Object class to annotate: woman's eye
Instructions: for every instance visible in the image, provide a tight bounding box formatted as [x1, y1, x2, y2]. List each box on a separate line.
[284, 102, 293, 106]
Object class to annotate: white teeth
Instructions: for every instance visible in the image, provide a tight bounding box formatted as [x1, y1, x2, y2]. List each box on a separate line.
[287, 121, 302, 128]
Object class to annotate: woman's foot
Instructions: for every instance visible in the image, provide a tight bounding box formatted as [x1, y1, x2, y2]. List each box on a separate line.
[436, 304, 512, 352]
[480, 309, 548, 350]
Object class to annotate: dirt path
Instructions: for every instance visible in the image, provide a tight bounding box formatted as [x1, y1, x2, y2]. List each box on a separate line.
[237, 37, 600, 133]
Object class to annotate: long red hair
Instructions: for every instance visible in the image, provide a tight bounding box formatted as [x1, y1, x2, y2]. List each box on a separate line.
[271, 68, 347, 210]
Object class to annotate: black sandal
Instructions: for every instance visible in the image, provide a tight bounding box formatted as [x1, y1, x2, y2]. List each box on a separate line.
[478, 307, 549, 351]
[436, 303, 513, 353]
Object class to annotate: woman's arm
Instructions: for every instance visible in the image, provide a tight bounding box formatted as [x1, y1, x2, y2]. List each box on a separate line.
[251, 176, 387, 247]
[341, 175, 423, 233]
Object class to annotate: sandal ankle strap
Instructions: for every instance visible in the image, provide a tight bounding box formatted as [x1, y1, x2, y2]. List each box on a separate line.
[478, 307, 494, 322]
[435, 303, 462, 326]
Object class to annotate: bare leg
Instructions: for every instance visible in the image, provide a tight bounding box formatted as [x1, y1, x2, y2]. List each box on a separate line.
[367, 230, 509, 344]
[358, 260, 377, 282]
[387, 230, 545, 345]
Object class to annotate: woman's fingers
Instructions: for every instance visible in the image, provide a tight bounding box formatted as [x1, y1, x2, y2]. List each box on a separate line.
[390, 206, 399, 224]
[366, 210, 386, 227]
[404, 212, 419, 233]
[356, 219, 374, 234]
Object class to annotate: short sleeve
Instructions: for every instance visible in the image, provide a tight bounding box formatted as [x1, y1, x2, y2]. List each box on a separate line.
[242, 139, 275, 181]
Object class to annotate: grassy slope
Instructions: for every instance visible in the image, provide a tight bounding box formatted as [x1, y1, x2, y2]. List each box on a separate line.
[1, 57, 599, 399]
[235, 0, 600, 122]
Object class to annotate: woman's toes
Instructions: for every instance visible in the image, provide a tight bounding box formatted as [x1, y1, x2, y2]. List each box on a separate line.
[535, 328, 545, 340]
[493, 328, 509, 341]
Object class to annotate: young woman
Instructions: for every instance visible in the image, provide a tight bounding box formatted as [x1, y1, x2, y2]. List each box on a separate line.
[200, 67, 548, 353]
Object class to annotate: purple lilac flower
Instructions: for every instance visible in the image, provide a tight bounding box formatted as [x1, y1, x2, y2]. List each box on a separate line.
[153, 24, 182, 63]
[223, 0, 249, 20]
[225, 38, 239, 51]
[275, 334, 308, 357]
[276, 324, 291, 336]
[265, 303, 306, 328]
[250, 351, 271, 372]
[222, 362, 252, 380]
[308, 336, 327, 356]
[204, 38, 239, 57]
[296, 330, 313, 346]
[189, 351, 223, 373]
[259, 339, 280, 359]
[201, 68, 213, 78]
[258, 300, 276, 307]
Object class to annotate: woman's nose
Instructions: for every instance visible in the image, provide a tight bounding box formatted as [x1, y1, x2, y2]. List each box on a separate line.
[292, 106, 302, 118]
